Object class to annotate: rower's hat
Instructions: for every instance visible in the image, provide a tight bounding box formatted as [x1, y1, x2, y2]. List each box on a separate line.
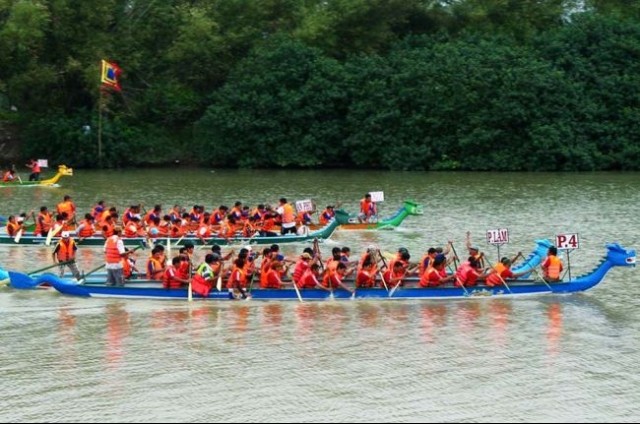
[61, 231, 70, 238]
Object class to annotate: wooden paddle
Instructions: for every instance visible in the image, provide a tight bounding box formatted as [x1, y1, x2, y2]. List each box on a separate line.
[14, 211, 35, 244]
[14, 228, 23, 244]
[291, 276, 304, 302]
[376, 249, 390, 291]
[45, 224, 63, 246]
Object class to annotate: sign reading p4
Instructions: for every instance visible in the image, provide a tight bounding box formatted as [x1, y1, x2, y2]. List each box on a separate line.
[556, 233, 579, 250]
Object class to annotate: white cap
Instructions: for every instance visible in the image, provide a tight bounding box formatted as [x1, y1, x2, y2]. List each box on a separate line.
[61, 231, 70, 238]
[16, 217, 24, 222]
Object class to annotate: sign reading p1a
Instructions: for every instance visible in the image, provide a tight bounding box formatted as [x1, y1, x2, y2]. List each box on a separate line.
[556, 233, 579, 250]
[486, 228, 509, 245]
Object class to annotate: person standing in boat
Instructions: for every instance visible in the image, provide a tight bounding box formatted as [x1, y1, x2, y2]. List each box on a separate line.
[541, 246, 564, 282]
[25, 159, 41, 181]
[276, 198, 297, 235]
[56, 195, 77, 225]
[52, 231, 81, 280]
[104, 226, 131, 287]
[358, 193, 377, 223]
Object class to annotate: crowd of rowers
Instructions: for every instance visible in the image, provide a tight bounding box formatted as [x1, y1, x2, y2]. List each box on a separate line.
[86, 232, 562, 296]
[4, 196, 344, 240]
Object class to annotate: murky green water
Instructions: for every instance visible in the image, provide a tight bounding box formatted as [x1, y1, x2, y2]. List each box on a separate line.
[0, 169, 638, 422]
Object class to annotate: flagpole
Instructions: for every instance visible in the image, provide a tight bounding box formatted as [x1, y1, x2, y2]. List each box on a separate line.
[98, 88, 103, 168]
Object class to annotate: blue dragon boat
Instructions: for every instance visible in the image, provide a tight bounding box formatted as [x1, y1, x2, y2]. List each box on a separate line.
[6, 242, 635, 301]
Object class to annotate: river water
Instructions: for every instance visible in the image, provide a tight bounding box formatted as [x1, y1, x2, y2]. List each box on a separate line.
[0, 169, 638, 422]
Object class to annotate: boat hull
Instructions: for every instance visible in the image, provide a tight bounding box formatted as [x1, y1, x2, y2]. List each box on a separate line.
[8, 275, 615, 301]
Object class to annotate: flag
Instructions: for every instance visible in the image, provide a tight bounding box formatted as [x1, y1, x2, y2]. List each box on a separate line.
[101, 59, 121, 91]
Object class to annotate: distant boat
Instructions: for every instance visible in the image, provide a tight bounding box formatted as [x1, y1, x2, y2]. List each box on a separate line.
[7, 242, 634, 301]
[0, 164, 73, 188]
[329, 200, 423, 230]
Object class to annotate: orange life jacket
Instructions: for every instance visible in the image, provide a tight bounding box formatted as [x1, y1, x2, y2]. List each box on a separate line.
[104, 236, 122, 264]
[281, 203, 295, 224]
[6, 221, 20, 237]
[486, 263, 508, 286]
[147, 257, 164, 280]
[55, 239, 76, 261]
[78, 219, 96, 238]
[545, 256, 562, 280]
[35, 212, 52, 236]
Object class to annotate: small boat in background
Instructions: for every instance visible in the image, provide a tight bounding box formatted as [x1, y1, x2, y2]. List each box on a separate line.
[0, 164, 73, 188]
[330, 200, 423, 230]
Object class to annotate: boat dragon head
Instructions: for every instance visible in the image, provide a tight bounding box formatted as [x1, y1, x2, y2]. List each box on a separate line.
[403, 200, 424, 216]
[57, 165, 74, 176]
[606, 243, 636, 267]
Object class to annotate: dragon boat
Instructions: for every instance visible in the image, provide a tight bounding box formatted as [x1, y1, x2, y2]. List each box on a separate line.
[328, 200, 423, 230]
[0, 165, 73, 188]
[1, 200, 420, 235]
[0, 218, 340, 247]
[6, 241, 634, 301]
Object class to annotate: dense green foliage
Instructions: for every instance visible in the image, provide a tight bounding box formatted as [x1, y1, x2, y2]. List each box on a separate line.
[1, 0, 640, 170]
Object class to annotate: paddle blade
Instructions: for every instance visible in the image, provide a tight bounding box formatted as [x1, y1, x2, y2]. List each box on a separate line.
[45, 225, 62, 246]
[216, 275, 222, 292]
[188, 281, 193, 302]
[8, 271, 39, 290]
[14, 229, 23, 243]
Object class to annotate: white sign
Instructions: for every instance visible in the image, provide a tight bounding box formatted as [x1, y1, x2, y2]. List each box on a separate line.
[37, 159, 48, 168]
[295, 199, 314, 213]
[556, 233, 579, 250]
[486, 228, 509, 245]
[369, 191, 384, 202]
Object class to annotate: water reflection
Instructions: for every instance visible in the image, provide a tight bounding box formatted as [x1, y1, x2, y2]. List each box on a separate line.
[546, 303, 563, 356]
[105, 303, 131, 369]
[222, 305, 251, 345]
[56, 306, 78, 369]
[455, 301, 482, 336]
[355, 303, 380, 329]
[487, 300, 513, 349]
[419, 303, 448, 344]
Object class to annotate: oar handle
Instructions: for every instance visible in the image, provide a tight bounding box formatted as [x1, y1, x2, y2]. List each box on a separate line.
[29, 260, 74, 275]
